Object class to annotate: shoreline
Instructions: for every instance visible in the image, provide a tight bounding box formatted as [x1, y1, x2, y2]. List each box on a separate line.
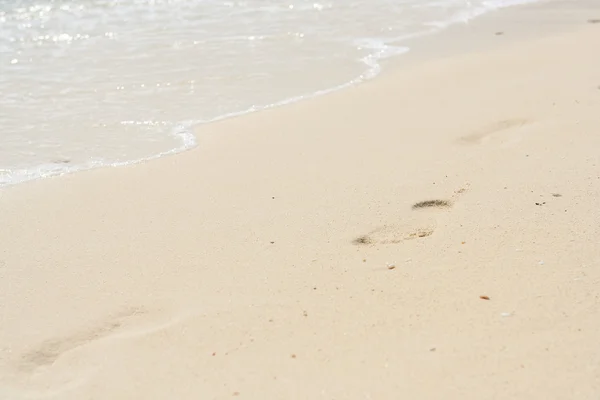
[2, 0, 600, 399]
[0, 0, 561, 190]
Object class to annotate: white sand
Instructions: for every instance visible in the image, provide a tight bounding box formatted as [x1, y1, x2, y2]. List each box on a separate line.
[1, 1, 600, 398]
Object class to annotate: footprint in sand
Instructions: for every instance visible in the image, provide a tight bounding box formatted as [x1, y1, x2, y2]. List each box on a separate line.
[16, 307, 148, 373]
[353, 185, 468, 245]
[353, 217, 437, 245]
[11, 306, 189, 375]
[0, 306, 192, 398]
[457, 119, 531, 147]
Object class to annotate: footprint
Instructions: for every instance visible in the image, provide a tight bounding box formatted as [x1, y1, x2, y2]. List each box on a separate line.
[353, 218, 437, 245]
[412, 199, 452, 210]
[458, 119, 529, 145]
[17, 307, 149, 372]
[352, 185, 468, 245]
[1, 307, 196, 399]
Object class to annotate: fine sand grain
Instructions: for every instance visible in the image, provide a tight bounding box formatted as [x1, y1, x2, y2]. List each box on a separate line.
[1, 1, 600, 399]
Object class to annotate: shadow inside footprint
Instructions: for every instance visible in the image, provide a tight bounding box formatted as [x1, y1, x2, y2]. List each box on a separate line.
[352, 235, 373, 245]
[407, 228, 434, 238]
[412, 199, 452, 209]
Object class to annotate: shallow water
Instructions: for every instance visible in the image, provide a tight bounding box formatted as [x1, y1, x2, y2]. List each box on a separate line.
[0, 0, 539, 186]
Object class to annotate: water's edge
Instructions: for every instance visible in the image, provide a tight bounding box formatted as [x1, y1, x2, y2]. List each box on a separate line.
[0, 0, 540, 189]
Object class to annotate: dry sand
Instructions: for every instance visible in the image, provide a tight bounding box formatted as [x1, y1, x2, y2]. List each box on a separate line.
[2, 1, 600, 399]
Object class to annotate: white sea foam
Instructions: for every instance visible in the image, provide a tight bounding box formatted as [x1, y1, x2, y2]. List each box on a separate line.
[0, 0, 544, 188]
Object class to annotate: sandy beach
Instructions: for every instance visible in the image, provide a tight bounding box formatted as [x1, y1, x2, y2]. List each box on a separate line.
[2, 1, 600, 398]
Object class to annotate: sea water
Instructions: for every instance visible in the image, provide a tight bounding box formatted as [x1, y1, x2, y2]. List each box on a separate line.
[0, 0, 539, 187]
